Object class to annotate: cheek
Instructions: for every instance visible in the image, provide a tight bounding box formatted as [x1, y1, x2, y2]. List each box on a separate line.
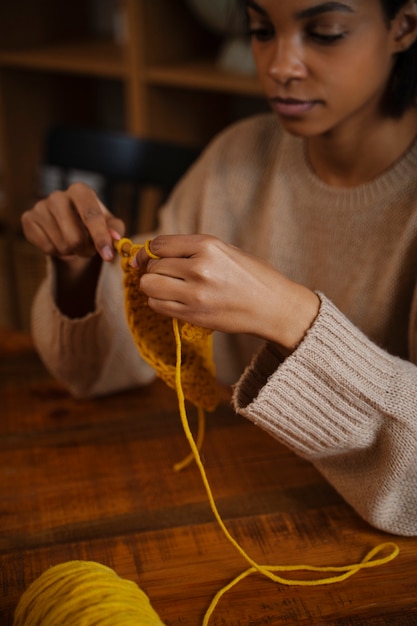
[346, 32, 394, 80]
[318, 42, 394, 100]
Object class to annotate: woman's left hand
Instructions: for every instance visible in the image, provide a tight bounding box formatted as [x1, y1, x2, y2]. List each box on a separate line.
[134, 234, 320, 352]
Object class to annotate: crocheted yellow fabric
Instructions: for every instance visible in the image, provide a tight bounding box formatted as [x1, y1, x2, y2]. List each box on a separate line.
[115, 238, 219, 412]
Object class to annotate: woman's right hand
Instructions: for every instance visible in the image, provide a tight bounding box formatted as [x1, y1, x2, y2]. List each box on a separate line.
[21, 182, 125, 263]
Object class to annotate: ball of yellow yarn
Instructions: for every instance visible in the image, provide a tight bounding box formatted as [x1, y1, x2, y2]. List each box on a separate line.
[13, 560, 165, 626]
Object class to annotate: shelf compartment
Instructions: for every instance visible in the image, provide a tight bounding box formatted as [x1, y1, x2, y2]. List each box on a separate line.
[0, 40, 126, 79]
[147, 61, 262, 97]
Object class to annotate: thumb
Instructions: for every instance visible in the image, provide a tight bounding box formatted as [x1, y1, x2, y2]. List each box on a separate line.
[107, 216, 126, 240]
[97, 199, 126, 240]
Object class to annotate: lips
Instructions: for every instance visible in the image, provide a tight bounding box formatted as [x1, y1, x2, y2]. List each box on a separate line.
[270, 97, 318, 117]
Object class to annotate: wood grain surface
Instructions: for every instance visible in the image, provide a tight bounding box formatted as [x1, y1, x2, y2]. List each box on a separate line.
[1, 329, 416, 625]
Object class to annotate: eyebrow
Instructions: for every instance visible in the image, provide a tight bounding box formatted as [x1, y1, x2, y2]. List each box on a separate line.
[245, 1, 355, 20]
[295, 2, 355, 19]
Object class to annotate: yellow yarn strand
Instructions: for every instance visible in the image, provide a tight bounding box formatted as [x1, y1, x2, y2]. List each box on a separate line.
[143, 238, 159, 259]
[13, 236, 399, 626]
[173, 405, 206, 472]
[171, 317, 399, 624]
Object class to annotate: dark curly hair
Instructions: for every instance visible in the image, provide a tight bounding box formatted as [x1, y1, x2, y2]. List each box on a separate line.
[236, 0, 417, 118]
[379, 0, 417, 117]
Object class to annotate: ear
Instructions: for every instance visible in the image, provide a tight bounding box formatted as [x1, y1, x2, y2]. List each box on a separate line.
[391, 0, 417, 52]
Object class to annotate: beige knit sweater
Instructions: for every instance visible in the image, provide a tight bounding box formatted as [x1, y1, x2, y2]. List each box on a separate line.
[32, 114, 417, 536]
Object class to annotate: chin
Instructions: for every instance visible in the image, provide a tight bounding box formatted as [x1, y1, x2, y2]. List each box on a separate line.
[278, 120, 320, 138]
[276, 115, 331, 139]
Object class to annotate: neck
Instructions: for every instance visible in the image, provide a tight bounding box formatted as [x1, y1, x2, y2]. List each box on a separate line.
[305, 108, 417, 188]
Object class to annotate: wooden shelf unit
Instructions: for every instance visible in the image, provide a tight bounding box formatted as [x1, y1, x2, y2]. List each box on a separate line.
[0, 0, 265, 329]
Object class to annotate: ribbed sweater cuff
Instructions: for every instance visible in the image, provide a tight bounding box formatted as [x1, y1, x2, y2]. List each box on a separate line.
[233, 294, 403, 459]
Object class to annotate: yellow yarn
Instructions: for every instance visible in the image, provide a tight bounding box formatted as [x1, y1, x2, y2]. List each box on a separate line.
[12, 237, 400, 626]
[13, 560, 164, 626]
[116, 238, 218, 412]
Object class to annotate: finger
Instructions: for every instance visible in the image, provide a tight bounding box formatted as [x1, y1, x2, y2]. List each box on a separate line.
[69, 183, 115, 261]
[132, 234, 222, 275]
[49, 192, 97, 256]
[107, 219, 125, 241]
[132, 244, 160, 271]
[147, 233, 217, 259]
[140, 273, 187, 311]
[22, 194, 91, 257]
[145, 257, 191, 281]
[21, 212, 61, 257]
[96, 200, 125, 238]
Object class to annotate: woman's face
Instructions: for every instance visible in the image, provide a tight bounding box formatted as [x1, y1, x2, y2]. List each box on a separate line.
[246, 0, 405, 138]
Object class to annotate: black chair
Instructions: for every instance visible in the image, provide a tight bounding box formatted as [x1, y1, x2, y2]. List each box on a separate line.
[42, 125, 201, 233]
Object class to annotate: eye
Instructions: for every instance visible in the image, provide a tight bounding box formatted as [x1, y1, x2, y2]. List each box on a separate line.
[309, 30, 346, 44]
[306, 21, 348, 45]
[247, 25, 275, 42]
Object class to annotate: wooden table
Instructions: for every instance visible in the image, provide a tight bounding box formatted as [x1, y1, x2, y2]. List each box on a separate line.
[1, 329, 417, 625]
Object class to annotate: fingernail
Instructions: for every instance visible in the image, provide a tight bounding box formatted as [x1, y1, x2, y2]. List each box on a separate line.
[109, 228, 121, 240]
[130, 254, 138, 269]
[101, 245, 114, 261]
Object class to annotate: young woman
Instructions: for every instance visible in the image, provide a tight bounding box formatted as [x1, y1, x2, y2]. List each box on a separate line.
[22, 0, 417, 536]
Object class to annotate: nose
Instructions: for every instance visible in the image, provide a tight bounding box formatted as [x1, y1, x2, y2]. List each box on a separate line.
[267, 36, 307, 84]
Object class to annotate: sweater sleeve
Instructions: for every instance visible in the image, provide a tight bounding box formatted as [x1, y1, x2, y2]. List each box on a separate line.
[233, 294, 417, 536]
[31, 256, 156, 398]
